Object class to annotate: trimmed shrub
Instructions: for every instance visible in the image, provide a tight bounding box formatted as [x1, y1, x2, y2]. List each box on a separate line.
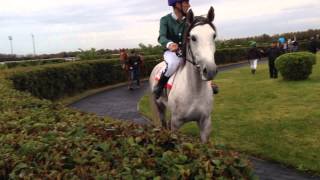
[9, 60, 123, 100]
[8, 46, 268, 101]
[8, 47, 261, 101]
[2, 59, 66, 69]
[215, 47, 264, 65]
[275, 52, 316, 80]
[9, 59, 161, 100]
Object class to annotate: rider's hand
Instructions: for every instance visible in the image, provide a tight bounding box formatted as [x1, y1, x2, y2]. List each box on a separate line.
[169, 43, 179, 52]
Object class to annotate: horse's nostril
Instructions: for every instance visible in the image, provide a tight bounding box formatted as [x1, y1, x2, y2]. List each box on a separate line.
[203, 68, 208, 75]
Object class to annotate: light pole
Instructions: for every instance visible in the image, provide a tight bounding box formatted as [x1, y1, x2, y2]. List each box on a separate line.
[31, 34, 36, 56]
[8, 36, 13, 54]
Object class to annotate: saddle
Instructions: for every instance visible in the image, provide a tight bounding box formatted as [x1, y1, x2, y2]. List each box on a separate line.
[154, 67, 177, 90]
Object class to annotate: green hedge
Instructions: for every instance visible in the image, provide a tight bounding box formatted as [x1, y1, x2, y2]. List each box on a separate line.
[275, 52, 316, 80]
[9, 59, 161, 100]
[0, 59, 66, 69]
[8, 46, 264, 101]
[0, 71, 255, 179]
[8, 48, 254, 101]
[215, 47, 250, 64]
[140, 48, 257, 65]
[0, 54, 162, 71]
[9, 60, 123, 100]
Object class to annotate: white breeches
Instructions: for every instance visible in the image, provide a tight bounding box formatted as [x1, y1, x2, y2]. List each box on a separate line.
[249, 59, 258, 70]
[163, 50, 183, 77]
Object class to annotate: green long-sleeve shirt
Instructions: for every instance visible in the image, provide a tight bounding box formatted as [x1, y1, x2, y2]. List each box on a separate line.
[158, 13, 187, 49]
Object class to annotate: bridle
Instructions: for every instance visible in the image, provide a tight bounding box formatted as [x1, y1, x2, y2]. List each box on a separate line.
[182, 16, 216, 67]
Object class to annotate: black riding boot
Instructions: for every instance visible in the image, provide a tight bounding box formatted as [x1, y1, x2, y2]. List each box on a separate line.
[153, 74, 170, 99]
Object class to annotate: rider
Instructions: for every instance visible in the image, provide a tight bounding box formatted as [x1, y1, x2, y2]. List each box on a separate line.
[153, 0, 218, 99]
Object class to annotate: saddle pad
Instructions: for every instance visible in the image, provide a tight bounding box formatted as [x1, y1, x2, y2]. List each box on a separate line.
[155, 68, 176, 90]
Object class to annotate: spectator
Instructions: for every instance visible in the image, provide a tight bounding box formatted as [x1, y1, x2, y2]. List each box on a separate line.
[265, 39, 283, 79]
[247, 41, 262, 74]
[127, 50, 142, 90]
[278, 37, 287, 53]
[287, 39, 293, 52]
[292, 40, 299, 52]
[317, 34, 320, 51]
[308, 37, 318, 54]
[138, 52, 145, 76]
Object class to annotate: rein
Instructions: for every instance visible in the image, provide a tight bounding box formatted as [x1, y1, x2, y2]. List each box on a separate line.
[182, 17, 216, 67]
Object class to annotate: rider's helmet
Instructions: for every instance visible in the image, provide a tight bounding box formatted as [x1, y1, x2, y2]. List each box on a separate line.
[249, 41, 256, 47]
[168, 0, 189, 6]
[271, 38, 278, 44]
[278, 37, 286, 44]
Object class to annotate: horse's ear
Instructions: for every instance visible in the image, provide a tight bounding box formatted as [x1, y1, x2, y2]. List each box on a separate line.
[207, 6, 215, 22]
[186, 9, 194, 25]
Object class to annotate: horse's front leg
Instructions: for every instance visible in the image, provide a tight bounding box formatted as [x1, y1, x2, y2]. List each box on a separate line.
[170, 115, 184, 131]
[153, 99, 168, 129]
[198, 116, 212, 143]
[157, 103, 167, 129]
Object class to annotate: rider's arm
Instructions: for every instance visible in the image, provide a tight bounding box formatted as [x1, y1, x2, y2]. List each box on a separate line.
[158, 16, 172, 49]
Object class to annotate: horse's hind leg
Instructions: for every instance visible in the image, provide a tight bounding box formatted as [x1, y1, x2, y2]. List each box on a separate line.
[198, 116, 212, 143]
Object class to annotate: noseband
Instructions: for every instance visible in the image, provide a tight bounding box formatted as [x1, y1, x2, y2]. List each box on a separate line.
[182, 16, 216, 67]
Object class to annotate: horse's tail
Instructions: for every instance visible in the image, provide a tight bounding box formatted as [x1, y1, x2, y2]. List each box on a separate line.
[149, 62, 167, 128]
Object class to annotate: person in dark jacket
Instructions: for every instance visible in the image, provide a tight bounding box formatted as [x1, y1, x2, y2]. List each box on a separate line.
[265, 40, 283, 79]
[247, 41, 262, 74]
[127, 50, 142, 90]
[292, 40, 299, 52]
[308, 37, 318, 54]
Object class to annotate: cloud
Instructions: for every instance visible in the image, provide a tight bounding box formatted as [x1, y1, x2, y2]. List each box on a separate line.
[0, 0, 319, 54]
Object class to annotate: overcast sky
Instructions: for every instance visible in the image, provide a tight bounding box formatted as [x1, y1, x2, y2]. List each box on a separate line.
[1, 0, 319, 55]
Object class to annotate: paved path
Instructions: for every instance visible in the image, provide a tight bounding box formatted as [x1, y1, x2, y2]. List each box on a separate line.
[71, 82, 150, 124]
[70, 61, 320, 180]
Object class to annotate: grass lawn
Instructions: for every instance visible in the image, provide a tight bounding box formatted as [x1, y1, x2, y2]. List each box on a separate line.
[139, 53, 320, 174]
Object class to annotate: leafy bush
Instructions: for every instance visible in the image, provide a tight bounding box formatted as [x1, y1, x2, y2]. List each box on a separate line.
[8, 48, 256, 101]
[215, 47, 265, 65]
[0, 74, 255, 179]
[1, 59, 66, 69]
[140, 47, 262, 65]
[77, 48, 99, 60]
[275, 52, 316, 80]
[9, 58, 161, 100]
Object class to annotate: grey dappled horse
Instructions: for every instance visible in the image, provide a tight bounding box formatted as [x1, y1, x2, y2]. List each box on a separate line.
[149, 7, 218, 143]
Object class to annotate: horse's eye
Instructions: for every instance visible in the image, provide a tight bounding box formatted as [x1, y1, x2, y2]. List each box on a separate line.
[213, 34, 217, 39]
[191, 35, 197, 42]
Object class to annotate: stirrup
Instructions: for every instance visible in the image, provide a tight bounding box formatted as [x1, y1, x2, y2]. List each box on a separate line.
[153, 85, 163, 99]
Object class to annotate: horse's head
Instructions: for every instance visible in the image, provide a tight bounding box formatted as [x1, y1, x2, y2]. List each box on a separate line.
[185, 7, 217, 81]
